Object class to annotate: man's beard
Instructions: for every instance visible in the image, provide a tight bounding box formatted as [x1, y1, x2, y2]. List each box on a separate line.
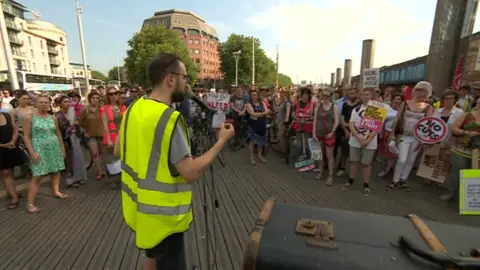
[171, 83, 185, 103]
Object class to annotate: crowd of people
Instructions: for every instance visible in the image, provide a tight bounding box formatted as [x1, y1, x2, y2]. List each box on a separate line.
[185, 82, 476, 200]
[0, 77, 476, 213]
[0, 85, 145, 213]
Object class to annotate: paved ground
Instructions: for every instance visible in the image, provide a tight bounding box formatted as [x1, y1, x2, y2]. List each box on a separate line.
[0, 148, 479, 270]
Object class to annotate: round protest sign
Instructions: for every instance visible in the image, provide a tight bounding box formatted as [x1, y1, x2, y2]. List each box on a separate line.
[413, 116, 448, 144]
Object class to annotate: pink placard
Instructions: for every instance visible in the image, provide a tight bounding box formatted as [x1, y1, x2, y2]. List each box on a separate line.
[359, 118, 383, 133]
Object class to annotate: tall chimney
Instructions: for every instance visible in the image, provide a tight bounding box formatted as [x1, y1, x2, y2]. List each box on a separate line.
[330, 72, 335, 87]
[359, 39, 375, 88]
[426, 0, 477, 96]
[343, 59, 352, 85]
[335, 68, 342, 87]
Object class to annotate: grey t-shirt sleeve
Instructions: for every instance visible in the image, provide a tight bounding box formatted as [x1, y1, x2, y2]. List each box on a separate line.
[169, 121, 191, 165]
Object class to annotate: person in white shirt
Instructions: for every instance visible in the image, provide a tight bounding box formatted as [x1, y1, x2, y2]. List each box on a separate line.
[341, 87, 379, 196]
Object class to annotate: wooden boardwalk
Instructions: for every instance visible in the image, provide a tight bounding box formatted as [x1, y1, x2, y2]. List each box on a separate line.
[0, 149, 479, 270]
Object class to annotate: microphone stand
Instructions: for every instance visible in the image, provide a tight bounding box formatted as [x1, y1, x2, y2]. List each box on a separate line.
[194, 106, 220, 270]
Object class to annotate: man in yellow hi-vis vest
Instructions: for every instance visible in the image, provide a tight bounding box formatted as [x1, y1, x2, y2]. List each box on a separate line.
[117, 53, 234, 270]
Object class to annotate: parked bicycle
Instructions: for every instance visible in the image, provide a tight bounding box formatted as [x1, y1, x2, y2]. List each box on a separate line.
[228, 116, 248, 151]
[191, 111, 226, 167]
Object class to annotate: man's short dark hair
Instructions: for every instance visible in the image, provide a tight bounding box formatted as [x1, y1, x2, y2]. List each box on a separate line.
[148, 53, 182, 87]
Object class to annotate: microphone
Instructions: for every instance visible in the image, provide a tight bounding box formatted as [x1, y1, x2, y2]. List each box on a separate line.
[185, 88, 211, 113]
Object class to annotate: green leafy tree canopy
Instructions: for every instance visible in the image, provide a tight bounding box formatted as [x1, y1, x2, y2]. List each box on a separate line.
[91, 70, 107, 81]
[107, 66, 122, 81]
[124, 26, 199, 87]
[219, 33, 292, 87]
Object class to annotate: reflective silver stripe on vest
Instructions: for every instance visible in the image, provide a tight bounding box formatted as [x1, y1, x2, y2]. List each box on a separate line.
[122, 103, 192, 216]
[122, 182, 191, 215]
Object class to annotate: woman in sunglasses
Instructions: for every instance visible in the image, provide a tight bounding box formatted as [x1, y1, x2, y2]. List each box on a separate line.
[101, 87, 126, 189]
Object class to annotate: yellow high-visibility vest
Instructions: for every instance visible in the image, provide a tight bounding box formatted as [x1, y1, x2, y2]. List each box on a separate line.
[434, 99, 472, 111]
[119, 97, 192, 249]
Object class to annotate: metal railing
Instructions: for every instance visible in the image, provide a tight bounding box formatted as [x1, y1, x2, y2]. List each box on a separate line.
[2, 3, 14, 15]
[47, 47, 59, 55]
[8, 36, 23, 46]
[5, 20, 21, 31]
[12, 51, 27, 57]
[49, 59, 60, 65]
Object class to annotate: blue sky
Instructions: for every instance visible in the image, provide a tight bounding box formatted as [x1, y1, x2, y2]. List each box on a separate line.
[20, 0, 480, 83]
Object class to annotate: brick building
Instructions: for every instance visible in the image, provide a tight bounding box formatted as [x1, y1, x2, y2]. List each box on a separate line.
[143, 9, 222, 85]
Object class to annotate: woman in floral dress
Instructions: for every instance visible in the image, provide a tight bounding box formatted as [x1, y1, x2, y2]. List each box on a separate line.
[23, 95, 67, 213]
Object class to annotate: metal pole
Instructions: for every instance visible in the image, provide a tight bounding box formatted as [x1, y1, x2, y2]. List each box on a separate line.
[76, 0, 89, 96]
[252, 37, 255, 85]
[116, 55, 121, 82]
[276, 44, 279, 88]
[0, 4, 19, 90]
[235, 58, 239, 86]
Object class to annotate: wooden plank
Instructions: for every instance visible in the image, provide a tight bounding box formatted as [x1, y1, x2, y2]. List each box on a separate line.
[103, 223, 134, 270]
[194, 170, 233, 270]
[204, 167, 242, 269]
[85, 202, 124, 270]
[217, 169, 256, 230]
[52, 186, 118, 270]
[202, 170, 242, 269]
[119, 232, 140, 270]
[0, 189, 85, 269]
[224, 168, 261, 221]
[184, 226, 200, 270]
[190, 180, 209, 270]
[36, 184, 117, 270]
[20, 187, 112, 270]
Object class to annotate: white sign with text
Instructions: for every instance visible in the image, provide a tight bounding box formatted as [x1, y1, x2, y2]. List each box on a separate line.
[206, 93, 230, 111]
[363, 68, 380, 89]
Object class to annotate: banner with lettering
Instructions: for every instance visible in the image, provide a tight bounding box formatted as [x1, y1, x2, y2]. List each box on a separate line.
[359, 100, 389, 133]
[459, 169, 480, 215]
[416, 144, 451, 183]
[207, 93, 230, 111]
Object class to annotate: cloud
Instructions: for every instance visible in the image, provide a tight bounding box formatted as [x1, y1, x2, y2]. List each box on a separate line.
[246, 0, 433, 83]
[209, 21, 234, 41]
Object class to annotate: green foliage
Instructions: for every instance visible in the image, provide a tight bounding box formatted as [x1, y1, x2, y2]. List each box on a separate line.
[107, 66, 122, 81]
[91, 70, 107, 81]
[124, 26, 199, 86]
[219, 33, 292, 87]
[278, 73, 293, 87]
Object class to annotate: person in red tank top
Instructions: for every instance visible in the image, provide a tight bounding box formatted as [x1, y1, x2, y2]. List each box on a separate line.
[293, 87, 316, 158]
[101, 87, 126, 189]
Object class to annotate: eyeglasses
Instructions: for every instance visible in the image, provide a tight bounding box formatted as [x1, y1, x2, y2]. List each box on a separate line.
[171, 72, 191, 83]
[108, 92, 118, 96]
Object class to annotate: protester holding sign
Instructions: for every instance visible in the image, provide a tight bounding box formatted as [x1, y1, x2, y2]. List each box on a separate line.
[207, 89, 230, 134]
[440, 97, 480, 201]
[312, 89, 339, 186]
[342, 88, 379, 196]
[386, 81, 434, 192]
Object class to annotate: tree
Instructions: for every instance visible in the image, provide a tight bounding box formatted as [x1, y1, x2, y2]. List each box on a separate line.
[278, 73, 293, 87]
[219, 33, 292, 87]
[107, 66, 122, 81]
[91, 70, 107, 81]
[124, 26, 199, 86]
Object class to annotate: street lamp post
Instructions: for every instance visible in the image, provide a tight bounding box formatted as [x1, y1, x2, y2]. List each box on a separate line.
[232, 50, 241, 86]
[75, 0, 89, 96]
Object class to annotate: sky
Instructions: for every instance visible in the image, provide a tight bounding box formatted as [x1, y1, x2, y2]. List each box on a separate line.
[20, 0, 480, 83]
